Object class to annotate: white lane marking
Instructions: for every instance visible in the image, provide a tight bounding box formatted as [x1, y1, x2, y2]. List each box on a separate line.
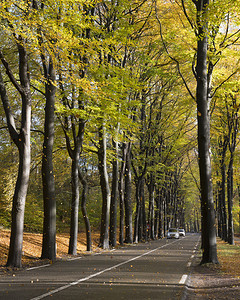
[30, 239, 181, 300]
[66, 256, 82, 261]
[179, 274, 188, 285]
[27, 264, 51, 271]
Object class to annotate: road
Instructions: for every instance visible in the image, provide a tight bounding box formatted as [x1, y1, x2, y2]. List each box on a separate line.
[0, 234, 200, 300]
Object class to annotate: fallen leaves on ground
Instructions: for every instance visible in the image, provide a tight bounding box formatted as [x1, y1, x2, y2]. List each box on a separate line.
[0, 228, 100, 273]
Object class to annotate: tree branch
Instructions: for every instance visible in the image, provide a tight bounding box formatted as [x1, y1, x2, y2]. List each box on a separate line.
[154, 0, 195, 101]
[211, 68, 239, 99]
[0, 70, 19, 145]
[0, 50, 24, 95]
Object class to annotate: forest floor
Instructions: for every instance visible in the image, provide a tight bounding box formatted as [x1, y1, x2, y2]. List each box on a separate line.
[0, 228, 101, 274]
[0, 229, 240, 299]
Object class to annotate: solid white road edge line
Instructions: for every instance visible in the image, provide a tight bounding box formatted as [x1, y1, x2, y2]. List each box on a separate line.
[30, 238, 182, 300]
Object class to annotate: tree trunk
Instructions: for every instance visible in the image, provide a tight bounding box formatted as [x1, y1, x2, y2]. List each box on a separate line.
[134, 179, 141, 243]
[134, 176, 146, 242]
[7, 138, 31, 268]
[78, 169, 92, 252]
[227, 157, 234, 245]
[62, 114, 85, 254]
[110, 138, 119, 248]
[226, 99, 238, 245]
[220, 156, 228, 241]
[124, 142, 133, 244]
[0, 43, 32, 268]
[195, 0, 218, 264]
[118, 143, 127, 245]
[68, 151, 80, 255]
[154, 191, 159, 239]
[98, 124, 110, 250]
[147, 174, 155, 240]
[238, 186, 240, 235]
[41, 58, 56, 261]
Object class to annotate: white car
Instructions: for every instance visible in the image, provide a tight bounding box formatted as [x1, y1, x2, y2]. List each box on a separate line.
[167, 228, 179, 239]
[179, 228, 185, 237]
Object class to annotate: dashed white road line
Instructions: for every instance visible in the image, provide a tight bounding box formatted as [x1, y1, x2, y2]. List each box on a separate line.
[179, 274, 188, 285]
[187, 262, 191, 267]
[66, 256, 82, 261]
[27, 264, 51, 271]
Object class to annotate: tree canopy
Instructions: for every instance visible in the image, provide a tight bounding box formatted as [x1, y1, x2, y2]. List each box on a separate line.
[0, 0, 240, 267]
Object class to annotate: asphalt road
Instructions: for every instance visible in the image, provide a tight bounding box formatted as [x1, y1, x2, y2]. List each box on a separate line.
[0, 234, 200, 300]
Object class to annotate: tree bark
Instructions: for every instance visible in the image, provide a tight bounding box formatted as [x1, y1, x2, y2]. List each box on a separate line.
[118, 143, 127, 245]
[227, 158, 234, 245]
[226, 98, 238, 245]
[41, 58, 56, 261]
[68, 151, 80, 255]
[147, 173, 155, 240]
[219, 137, 228, 242]
[78, 168, 92, 252]
[98, 124, 110, 250]
[195, 0, 218, 264]
[0, 43, 31, 268]
[134, 178, 141, 243]
[110, 138, 119, 248]
[124, 142, 133, 244]
[60, 84, 85, 255]
[67, 121, 85, 255]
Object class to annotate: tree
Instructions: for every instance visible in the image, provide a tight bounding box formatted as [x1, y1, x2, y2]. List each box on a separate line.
[0, 11, 32, 266]
[155, 0, 238, 263]
[40, 55, 56, 260]
[78, 167, 92, 252]
[97, 123, 111, 249]
[226, 95, 239, 245]
[192, 0, 218, 264]
[34, 4, 57, 259]
[109, 135, 119, 247]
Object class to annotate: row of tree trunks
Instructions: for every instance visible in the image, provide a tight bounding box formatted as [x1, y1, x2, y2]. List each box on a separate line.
[226, 98, 239, 245]
[216, 96, 239, 246]
[217, 136, 228, 242]
[98, 134, 133, 249]
[1, 12, 58, 266]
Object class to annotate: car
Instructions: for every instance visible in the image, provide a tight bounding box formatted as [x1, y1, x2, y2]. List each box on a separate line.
[179, 228, 185, 237]
[167, 228, 179, 239]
